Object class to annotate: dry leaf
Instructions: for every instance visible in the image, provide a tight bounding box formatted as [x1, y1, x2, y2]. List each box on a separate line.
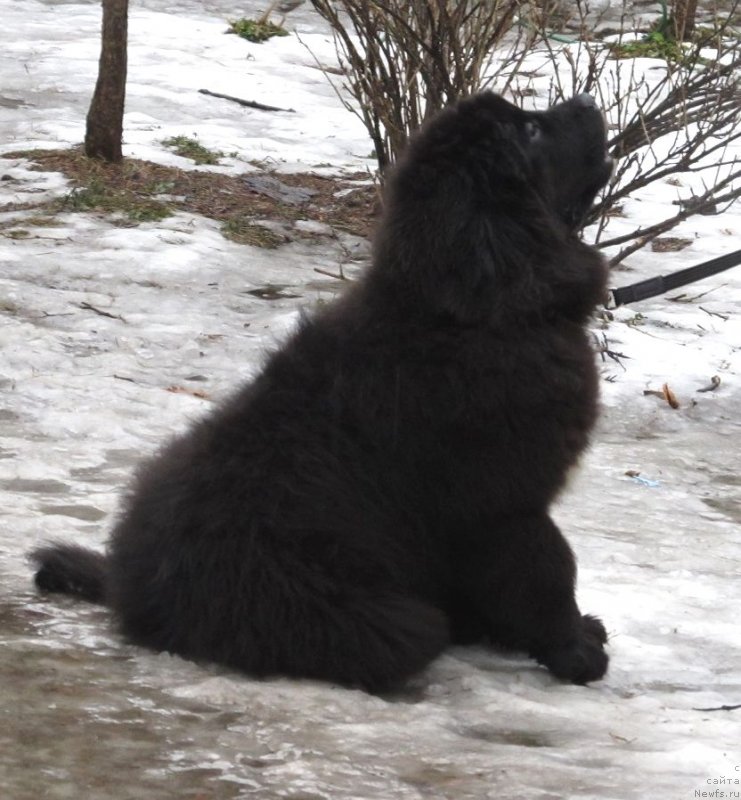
[166, 385, 210, 400]
[662, 383, 679, 409]
[643, 384, 680, 408]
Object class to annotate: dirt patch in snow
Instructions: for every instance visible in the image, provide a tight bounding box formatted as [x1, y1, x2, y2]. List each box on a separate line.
[1, 147, 380, 243]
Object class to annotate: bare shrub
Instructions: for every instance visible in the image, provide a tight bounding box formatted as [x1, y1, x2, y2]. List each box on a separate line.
[308, 0, 527, 173]
[311, 0, 739, 262]
[507, 0, 740, 263]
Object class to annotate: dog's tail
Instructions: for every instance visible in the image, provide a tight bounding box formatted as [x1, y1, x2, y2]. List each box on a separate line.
[30, 543, 108, 604]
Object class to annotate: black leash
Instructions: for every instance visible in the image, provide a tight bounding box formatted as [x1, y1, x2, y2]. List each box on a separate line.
[606, 249, 741, 309]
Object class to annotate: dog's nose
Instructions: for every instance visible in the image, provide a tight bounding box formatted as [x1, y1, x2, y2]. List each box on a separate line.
[574, 93, 598, 108]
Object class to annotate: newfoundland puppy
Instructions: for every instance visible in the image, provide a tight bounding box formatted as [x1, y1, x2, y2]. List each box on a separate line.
[32, 92, 614, 691]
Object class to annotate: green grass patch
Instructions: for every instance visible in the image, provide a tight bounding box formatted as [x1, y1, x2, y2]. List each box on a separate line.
[61, 178, 110, 211]
[22, 214, 60, 227]
[162, 135, 224, 165]
[1, 229, 31, 239]
[126, 202, 172, 222]
[221, 216, 286, 248]
[228, 17, 289, 43]
[60, 178, 171, 222]
[2, 147, 375, 247]
[0, 213, 63, 239]
[146, 179, 177, 195]
[610, 30, 691, 61]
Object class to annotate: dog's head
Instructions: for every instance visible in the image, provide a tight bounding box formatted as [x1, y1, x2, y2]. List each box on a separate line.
[372, 92, 613, 324]
[519, 93, 614, 229]
[394, 91, 613, 231]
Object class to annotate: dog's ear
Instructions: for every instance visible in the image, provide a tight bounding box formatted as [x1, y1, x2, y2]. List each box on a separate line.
[371, 161, 550, 323]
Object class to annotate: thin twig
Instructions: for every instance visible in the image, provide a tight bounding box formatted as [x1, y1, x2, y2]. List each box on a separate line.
[198, 88, 295, 113]
[314, 267, 349, 281]
[699, 306, 730, 321]
[79, 302, 126, 322]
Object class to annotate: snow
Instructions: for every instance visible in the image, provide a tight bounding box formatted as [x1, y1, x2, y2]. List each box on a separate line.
[1, 1, 740, 799]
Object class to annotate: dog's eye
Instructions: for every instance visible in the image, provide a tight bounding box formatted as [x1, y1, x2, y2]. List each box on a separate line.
[524, 121, 542, 143]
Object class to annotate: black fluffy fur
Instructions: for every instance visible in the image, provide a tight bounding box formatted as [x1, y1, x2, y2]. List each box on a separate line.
[31, 92, 613, 691]
[33, 543, 107, 603]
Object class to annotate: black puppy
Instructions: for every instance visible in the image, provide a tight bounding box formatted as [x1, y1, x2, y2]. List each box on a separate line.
[33, 92, 614, 691]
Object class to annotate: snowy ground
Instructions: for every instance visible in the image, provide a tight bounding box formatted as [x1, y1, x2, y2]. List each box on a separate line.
[1, 1, 740, 799]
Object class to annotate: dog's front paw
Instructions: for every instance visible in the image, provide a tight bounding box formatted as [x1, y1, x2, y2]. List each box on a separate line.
[536, 615, 609, 685]
[582, 613, 608, 646]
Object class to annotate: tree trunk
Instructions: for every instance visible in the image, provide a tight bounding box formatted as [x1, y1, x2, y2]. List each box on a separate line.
[85, 0, 129, 162]
[672, 0, 698, 40]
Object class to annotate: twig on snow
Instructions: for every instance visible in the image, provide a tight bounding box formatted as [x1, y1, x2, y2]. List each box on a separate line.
[594, 332, 629, 370]
[697, 376, 721, 393]
[314, 267, 349, 281]
[198, 88, 295, 113]
[699, 306, 730, 321]
[79, 301, 125, 322]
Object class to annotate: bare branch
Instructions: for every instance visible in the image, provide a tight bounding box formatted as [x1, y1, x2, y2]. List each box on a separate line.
[309, 0, 523, 174]
[311, 0, 740, 262]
